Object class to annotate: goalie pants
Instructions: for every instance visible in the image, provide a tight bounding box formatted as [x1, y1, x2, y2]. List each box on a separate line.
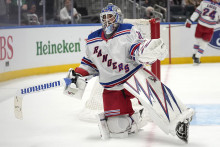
[103, 89, 135, 117]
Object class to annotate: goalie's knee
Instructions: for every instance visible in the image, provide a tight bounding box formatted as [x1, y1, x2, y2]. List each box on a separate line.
[97, 109, 149, 139]
[107, 115, 132, 134]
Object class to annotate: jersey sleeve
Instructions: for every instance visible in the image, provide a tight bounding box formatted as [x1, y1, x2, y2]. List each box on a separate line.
[128, 26, 149, 62]
[190, 2, 203, 22]
[77, 45, 99, 76]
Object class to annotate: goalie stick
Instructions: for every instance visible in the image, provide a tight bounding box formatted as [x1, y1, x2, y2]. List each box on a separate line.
[14, 71, 94, 120]
[14, 80, 64, 120]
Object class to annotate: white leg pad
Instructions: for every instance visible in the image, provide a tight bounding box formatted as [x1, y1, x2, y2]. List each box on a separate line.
[96, 108, 150, 139]
[107, 114, 132, 138]
[124, 68, 195, 136]
[130, 107, 149, 132]
[96, 112, 110, 139]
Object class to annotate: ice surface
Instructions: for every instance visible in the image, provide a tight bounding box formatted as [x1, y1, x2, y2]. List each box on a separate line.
[0, 63, 220, 147]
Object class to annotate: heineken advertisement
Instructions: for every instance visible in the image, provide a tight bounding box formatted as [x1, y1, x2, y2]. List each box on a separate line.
[36, 40, 81, 55]
[0, 25, 99, 79]
[2, 24, 220, 81]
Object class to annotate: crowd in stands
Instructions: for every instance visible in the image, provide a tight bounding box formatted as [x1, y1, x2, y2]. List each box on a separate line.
[140, 0, 202, 21]
[0, 0, 203, 27]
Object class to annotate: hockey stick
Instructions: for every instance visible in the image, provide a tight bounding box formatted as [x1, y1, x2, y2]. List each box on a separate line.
[165, 23, 196, 28]
[166, 24, 185, 28]
[14, 80, 64, 120]
[14, 73, 94, 120]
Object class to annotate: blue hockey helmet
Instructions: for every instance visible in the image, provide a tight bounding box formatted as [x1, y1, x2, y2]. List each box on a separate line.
[100, 3, 123, 35]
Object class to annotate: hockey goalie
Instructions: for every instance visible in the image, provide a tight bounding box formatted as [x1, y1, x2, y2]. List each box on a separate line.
[63, 3, 194, 143]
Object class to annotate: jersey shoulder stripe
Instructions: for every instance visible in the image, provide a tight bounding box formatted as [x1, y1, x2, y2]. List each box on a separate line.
[86, 28, 103, 45]
[87, 24, 134, 44]
[117, 23, 133, 32]
[111, 23, 133, 39]
[88, 28, 102, 40]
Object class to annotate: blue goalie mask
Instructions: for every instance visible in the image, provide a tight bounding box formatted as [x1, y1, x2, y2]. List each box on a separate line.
[100, 3, 123, 35]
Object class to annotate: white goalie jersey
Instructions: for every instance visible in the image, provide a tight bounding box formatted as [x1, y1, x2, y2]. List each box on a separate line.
[190, 0, 220, 28]
[78, 23, 167, 90]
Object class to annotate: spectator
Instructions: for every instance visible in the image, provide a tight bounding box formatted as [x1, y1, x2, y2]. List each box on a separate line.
[173, 0, 182, 5]
[26, 3, 40, 25]
[27, 0, 43, 18]
[60, 0, 80, 24]
[142, 0, 153, 8]
[7, 0, 28, 24]
[185, 0, 201, 7]
[142, 6, 154, 19]
[27, 0, 55, 24]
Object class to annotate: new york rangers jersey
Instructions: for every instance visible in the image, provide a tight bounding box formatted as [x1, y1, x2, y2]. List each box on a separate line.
[190, 0, 220, 28]
[78, 24, 146, 90]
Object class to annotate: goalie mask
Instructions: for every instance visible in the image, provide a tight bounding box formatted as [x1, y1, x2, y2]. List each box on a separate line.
[100, 3, 123, 35]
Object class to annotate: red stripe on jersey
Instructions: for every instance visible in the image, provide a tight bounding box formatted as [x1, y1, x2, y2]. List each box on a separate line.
[82, 58, 98, 69]
[75, 67, 89, 76]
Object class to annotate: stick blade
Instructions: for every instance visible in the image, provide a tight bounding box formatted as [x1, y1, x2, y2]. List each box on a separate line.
[14, 96, 23, 120]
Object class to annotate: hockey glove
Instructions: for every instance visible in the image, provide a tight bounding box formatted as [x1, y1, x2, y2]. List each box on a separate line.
[63, 68, 87, 99]
[137, 38, 167, 64]
[185, 19, 193, 28]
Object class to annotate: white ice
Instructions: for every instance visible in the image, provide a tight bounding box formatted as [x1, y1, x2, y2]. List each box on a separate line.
[0, 63, 220, 147]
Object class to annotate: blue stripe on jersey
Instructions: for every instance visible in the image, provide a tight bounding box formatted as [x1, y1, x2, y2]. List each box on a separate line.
[81, 57, 99, 72]
[100, 64, 143, 88]
[195, 9, 202, 14]
[117, 23, 133, 32]
[86, 37, 103, 45]
[199, 16, 216, 25]
[108, 24, 133, 40]
[113, 31, 130, 38]
[81, 62, 99, 72]
[86, 24, 133, 44]
[88, 28, 102, 40]
[129, 43, 141, 55]
[87, 24, 133, 40]
[129, 43, 141, 61]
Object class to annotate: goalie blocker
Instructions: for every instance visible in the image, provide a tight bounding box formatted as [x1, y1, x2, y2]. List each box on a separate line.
[123, 67, 194, 143]
[63, 68, 93, 99]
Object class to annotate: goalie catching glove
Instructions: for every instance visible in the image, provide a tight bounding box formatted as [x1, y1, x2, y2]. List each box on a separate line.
[63, 68, 88, 99]
[136, 38, 167, 64]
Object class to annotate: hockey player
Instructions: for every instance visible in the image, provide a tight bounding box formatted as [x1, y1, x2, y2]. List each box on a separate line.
[185, 0, 220, 64]
[64, 3, 194, 142]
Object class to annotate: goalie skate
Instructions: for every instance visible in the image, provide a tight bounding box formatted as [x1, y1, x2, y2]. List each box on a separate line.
[176, 119, 190, 143]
